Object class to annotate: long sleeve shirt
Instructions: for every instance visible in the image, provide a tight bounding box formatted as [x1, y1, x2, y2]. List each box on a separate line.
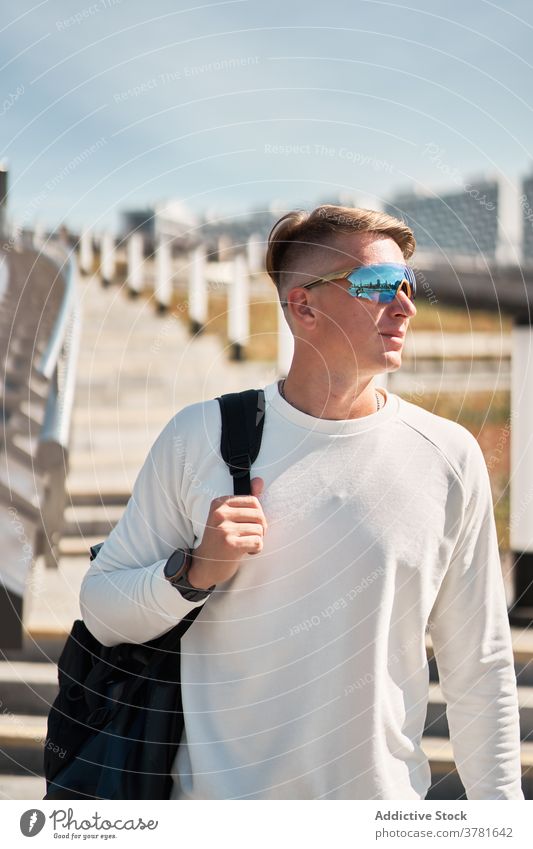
[79, 381, 524, 800]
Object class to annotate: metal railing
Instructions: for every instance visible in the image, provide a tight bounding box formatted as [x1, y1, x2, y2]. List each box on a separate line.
[0, 241, 81, 647]
[35, 246, 81, 570]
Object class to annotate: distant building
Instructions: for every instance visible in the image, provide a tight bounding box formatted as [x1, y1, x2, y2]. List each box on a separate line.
[521, 174, 533, 265]
[385, 179, 500, 260]
[119, 208, 155, 245]
[199, 209, 278, 259]
[154, 199, 198, 247]
[0, 165, 7, 237]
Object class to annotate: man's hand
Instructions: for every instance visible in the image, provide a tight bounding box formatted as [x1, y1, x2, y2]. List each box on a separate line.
[187, 477, 267, 590]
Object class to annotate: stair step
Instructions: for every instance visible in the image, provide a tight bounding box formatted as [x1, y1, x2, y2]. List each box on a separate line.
[66, 488, 130, 507]
[22, 556, 87, 636]
[67, 451, 149, 467]
[0, 713, 47, 774]
[0, 774, 46, 800]
[59, 535, 106, 557]
[0, 661, 58, 714]
[65, 469, 141, 489]
[63, 504, 124, 536]
[66, 471, 138, 493]
[2, 627, 70, 664]
[71, 407, 188, 423]
[71, 431, 160, 448]
[509, 606, 533, 629]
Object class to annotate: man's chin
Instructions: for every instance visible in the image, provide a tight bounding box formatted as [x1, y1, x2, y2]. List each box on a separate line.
[379, 355, 402, 372]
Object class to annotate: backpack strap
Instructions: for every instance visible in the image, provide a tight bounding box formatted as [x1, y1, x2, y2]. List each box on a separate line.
[152, 389, 266, 647]
[216, 388, 266, 495]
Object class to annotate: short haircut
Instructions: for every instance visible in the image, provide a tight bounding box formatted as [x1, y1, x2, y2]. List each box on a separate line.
[265, 204, 416, 307]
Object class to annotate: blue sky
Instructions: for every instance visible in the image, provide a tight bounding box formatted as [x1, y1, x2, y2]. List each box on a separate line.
[2, 0, 533, 232]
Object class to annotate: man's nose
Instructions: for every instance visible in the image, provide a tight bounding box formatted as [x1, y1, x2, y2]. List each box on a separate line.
[391, 288, 417, 317]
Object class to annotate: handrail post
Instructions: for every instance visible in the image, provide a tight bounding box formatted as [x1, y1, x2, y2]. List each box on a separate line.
[127, 232, 144, 297]
[228, 252, 249, 360]
[100, 231, 116, 288]
[79, 228, 94, 275]
[155, 235, 172, 313]
[188, 244, 207, 334]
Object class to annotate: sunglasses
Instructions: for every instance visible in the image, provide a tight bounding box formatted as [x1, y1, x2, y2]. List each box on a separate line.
[299, 263, 417, 304]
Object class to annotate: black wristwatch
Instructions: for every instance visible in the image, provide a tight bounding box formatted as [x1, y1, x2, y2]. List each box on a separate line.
[163, 548, 215, 602]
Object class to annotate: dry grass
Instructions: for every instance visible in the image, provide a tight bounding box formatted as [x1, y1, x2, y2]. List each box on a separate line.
[410, 299, 513, 333]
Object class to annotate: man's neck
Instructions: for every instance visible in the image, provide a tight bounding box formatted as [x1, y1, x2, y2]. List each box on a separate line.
[279, 372, 383, 420]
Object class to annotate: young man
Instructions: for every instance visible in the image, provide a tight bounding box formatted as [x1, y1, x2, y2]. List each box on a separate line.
[80, 205, 523, 800]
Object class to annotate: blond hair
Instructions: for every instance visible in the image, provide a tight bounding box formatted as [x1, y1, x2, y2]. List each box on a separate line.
[266, 204, 416, 303]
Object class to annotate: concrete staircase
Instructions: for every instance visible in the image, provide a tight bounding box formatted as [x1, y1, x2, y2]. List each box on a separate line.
[1, 274, 532, 799]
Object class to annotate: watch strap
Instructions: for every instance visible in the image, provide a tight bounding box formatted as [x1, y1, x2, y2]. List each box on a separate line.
[165, 548, 215, 602]
[175, 558, 215, 602]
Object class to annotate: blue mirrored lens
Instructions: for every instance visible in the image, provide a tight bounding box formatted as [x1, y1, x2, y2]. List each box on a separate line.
[346, 263, 416, 302]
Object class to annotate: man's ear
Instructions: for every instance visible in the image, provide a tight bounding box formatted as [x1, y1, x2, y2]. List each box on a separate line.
[286, 288, 316, 325]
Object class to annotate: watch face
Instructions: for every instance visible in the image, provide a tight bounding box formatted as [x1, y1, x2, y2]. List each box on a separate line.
[164, 549, 188, 580]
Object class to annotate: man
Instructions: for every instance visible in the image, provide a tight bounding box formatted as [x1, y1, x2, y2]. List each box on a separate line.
[80, 204, 523, 800]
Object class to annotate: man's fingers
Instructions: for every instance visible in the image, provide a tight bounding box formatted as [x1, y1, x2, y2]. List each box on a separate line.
[213, 503, 267, 530]
[226, 508, 266, 526]
[226, 522, 264, 537]
[227, 534, 263, 553]
[216, 494, 262, 508]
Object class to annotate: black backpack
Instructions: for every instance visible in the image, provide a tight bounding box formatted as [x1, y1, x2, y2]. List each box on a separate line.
[43, 388, 266, 800]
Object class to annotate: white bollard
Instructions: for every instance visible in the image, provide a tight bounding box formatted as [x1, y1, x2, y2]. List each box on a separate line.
[79, 228, 94, 274]
[496, 177, 521, 266]
[246, 233, 264, 273]
[276, 298, 294, 377]
[228, 253, 249, 360]
[188, 244, 208, 333]
[11, 222, 23, 252]
[127, 232, 144, 296]
[100, 232, 116, 287]
[509, 319, 533, 623]
[33, 221, 46, 251]
[218, 234, 232, 262]
[156, 236, 172, 312]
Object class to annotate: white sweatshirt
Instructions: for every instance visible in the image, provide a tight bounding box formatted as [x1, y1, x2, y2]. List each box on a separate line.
[80, 381, 524, 800]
